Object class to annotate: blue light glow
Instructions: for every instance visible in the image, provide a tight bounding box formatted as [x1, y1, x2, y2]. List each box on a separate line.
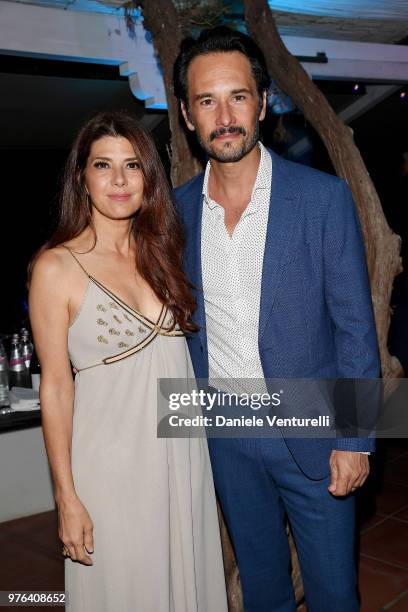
[268, 1, 408, 20]
[8, 0, 142, 18]
[267, 81, 294, 114]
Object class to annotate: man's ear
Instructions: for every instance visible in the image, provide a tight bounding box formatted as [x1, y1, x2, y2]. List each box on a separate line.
[259, 90, 267, 122]
[181, 101, 196, 132]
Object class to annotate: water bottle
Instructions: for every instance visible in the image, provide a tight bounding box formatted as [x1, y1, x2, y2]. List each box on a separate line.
[30, 345, 41, 392]
[0, 339, 9, 406]
[21, 329, 34, 369]
[9, 333, 31, 388]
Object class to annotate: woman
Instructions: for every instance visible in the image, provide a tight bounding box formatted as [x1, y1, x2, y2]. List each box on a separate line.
[29, 111, 228, 612]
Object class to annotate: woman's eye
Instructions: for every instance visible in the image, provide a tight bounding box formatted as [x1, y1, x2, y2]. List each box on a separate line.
[94, 161, 109, 169]
[127, 161, 140, 169]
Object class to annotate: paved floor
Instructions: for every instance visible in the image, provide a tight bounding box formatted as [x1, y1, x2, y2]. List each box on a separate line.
[356, 439, 408, 612]
[0, 439, 407, 611]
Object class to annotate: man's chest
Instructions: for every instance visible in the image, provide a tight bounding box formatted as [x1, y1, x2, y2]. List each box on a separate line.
[201, 209, 268, 305]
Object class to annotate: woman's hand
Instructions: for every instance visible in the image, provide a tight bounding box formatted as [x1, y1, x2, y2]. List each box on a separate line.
[58, 495, 94, 565]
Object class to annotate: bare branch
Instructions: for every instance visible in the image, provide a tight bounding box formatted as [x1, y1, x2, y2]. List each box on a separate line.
[244, 0, 403, 381]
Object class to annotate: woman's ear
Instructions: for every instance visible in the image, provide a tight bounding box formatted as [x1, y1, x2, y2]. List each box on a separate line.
[76, 170, 89, 195]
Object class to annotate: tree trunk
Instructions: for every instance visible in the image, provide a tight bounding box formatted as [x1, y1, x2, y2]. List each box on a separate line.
[216, 499, 244, 611]
[243, 0, 403, 387]
[140, 0, 202, 186]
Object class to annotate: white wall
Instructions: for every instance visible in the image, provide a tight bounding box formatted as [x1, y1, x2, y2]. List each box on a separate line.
[0, 426, 55, 522]
[0, 0, 167, 107]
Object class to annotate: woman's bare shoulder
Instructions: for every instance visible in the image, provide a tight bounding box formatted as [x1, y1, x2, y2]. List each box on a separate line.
[30, 245, 84, 293]
[32, 246, 70, 277]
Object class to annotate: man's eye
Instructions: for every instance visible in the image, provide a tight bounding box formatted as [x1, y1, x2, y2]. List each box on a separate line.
[234, 95, 246, 101]
[94, 161, 109, 169]
[200, 99, 213, 106]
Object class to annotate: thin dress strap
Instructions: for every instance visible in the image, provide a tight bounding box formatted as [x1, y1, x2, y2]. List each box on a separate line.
[61, 244, 90, 278]
[61, 244, 184, 350]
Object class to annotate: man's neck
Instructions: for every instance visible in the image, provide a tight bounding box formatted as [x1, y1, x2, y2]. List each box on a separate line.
[208, 143, 261, 209]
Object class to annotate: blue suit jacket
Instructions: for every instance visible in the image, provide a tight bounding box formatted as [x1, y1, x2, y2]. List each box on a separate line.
[173, 148, 380, 479]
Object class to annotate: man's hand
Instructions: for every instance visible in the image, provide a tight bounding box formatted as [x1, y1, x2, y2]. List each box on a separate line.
[328, 450, 370, 496]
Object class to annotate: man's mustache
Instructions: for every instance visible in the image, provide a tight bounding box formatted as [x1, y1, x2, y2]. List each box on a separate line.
[209, 126, 246, 142]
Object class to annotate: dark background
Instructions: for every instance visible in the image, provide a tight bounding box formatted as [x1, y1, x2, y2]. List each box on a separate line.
[0, 55, 407, 369]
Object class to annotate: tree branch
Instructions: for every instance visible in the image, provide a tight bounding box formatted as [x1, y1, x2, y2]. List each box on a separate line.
[244, 0, 403, 381]
[139, 0, 202, 186]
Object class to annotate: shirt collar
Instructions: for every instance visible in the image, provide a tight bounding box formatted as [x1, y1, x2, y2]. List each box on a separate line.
[202, 142, 271, 213]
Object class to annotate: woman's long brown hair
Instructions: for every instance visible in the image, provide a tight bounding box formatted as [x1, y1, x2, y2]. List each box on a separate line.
[32, 111, 197, 333]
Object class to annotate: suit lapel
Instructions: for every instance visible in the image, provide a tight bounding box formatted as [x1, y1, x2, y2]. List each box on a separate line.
[259, 150, 300, 341]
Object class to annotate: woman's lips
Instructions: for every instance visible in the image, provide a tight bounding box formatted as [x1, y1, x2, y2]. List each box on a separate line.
[108, 194, 131, 201]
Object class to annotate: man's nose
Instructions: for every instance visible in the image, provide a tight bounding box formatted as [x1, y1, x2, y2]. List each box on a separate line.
[216, 101, 235, 127]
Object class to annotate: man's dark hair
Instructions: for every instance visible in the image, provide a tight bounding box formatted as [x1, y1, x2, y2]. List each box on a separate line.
[173, 26, 270, 107]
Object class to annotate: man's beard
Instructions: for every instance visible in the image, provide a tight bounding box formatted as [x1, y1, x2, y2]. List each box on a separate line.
[193, 121, 260, 163]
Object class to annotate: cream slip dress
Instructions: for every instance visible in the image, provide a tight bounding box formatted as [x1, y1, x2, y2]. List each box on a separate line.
[62, 246, 228, 612]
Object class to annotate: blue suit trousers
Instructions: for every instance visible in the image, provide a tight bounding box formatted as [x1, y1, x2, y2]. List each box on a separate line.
[208, 436, 360, 612]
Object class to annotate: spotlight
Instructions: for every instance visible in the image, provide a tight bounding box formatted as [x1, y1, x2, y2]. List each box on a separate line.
[400, 91, 406, 100]
[353, 84, 360, 92]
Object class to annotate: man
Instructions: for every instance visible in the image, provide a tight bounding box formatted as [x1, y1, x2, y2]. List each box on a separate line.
[172, 27, 380, 611]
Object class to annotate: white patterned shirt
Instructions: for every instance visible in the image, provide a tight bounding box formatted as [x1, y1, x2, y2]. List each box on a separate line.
[201, 142, 272, 385]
